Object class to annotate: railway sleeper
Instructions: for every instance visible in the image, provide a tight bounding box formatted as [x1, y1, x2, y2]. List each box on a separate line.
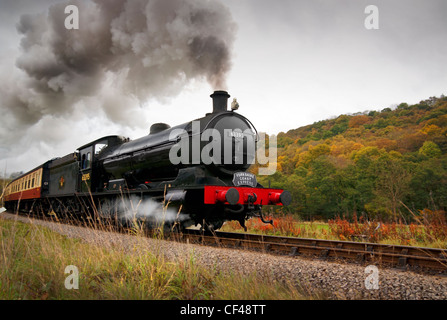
[357, 253, 366, 263]
[319, 249, 330, 259]
[264, 243, 271, 252]
[397, 249, 409, 269]
[289, 246, 299, 256]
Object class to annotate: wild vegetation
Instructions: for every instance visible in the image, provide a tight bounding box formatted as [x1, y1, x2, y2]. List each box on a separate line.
[0, 178, 10, 208]
[222, 210, 447, 248]
[252, 95, 447, 223]
[0, 218, 320, 300]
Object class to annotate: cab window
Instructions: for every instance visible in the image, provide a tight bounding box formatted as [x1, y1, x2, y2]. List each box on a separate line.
[81, 152, 91, 169]
[95, 140, 108, 156]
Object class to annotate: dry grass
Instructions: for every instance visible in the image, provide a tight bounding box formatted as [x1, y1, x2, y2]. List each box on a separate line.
[0, 216, 318, 300]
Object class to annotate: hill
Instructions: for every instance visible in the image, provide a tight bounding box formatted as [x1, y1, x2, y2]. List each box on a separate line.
[255, 95, 447, 221]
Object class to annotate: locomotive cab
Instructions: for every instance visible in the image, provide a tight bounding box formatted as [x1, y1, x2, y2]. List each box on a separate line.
[77, 136, 126, 192]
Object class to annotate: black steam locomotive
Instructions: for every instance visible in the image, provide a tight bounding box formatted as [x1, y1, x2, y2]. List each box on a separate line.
[3, 91, 291, 230]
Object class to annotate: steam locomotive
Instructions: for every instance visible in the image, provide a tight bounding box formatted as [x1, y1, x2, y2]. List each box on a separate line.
[3, 91, 291, 231]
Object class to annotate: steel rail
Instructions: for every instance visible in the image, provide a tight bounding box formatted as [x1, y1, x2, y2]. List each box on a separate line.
[171, 229, 447, 272]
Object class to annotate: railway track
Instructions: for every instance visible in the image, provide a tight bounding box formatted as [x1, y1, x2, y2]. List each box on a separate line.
[168, 229, 447, 273]
[2, 210, 447, 273]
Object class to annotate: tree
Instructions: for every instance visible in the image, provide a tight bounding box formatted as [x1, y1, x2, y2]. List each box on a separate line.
[419, 141, 442, 158]
[349, 115, 371, 128]
[373, 155, 411, 220]
[421, 124, 442, 136]
[408, 158, 447, 210]
[297, 143, 330, 167]
[304, 156, 338, 219]
[352, 146, 381, 167]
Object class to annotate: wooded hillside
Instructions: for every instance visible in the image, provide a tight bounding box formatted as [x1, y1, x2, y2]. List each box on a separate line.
[255, 95, 447, 221]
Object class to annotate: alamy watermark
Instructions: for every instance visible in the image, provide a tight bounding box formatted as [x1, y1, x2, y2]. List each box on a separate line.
[64, 5, 79, 30]
[64, 265, 79, 290]
[168, 121, 277, 175]
[365, 265, 379, 290]
[364, 5, 379, 30]
[65, 4, 380, 31]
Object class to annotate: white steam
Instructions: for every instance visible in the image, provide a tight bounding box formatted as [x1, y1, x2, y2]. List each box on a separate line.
[100, 195, 188, 225]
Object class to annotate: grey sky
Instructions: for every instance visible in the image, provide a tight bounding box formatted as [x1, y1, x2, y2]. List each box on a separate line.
[0, 0, 446, 175]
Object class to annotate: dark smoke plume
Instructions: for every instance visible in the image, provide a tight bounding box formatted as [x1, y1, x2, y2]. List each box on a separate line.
[1, 0, 236, 130]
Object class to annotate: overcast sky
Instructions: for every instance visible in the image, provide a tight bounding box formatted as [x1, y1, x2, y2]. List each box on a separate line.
[1, 0, 446, 175]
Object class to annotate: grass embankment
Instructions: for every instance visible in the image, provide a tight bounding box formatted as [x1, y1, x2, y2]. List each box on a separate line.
[0, 218, 319, 300]
[221, 212, 447, 249]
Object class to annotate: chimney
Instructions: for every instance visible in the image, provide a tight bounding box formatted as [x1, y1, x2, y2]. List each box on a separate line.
[210, 90, 230, 113]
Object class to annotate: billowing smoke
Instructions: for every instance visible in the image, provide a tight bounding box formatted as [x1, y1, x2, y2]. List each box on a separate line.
[0, 0, 236, 169]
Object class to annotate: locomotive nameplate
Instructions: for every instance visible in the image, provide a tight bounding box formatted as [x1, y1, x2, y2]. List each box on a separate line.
[232, 172, 257, 187]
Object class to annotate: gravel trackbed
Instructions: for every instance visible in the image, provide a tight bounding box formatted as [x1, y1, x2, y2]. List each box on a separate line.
[2, 212, 446, 300]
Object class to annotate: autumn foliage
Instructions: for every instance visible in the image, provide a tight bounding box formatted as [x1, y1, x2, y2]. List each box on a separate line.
[328, 209, 447, 245]
[223, 211, 447, 247]
[253, 95, 447, 222]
